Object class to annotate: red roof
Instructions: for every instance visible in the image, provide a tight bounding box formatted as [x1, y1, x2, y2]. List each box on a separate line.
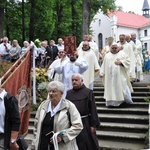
[110, 11, 150, 28]
[141, 20, 150, 27]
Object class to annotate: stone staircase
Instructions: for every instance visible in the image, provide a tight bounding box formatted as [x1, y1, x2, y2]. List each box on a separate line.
[25, 80, 150, 150]
[94, 80, 150, 150]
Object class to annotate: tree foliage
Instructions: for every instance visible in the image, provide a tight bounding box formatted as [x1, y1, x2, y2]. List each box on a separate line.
[1, 0, 116, 45]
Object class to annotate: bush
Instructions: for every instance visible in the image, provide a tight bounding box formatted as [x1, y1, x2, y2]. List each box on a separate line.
[31, 67, 49, 111]
[0, 59, 14, 77]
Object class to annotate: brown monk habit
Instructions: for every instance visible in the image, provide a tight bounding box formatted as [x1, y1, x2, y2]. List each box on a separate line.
[66, 84, 100, 150]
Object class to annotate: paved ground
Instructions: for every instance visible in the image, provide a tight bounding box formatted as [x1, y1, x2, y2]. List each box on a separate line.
[142, 73, 150, 83]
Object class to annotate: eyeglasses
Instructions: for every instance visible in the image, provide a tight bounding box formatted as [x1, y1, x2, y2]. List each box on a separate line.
[112, 47, 117, 50]
[49, 90, 59, 94]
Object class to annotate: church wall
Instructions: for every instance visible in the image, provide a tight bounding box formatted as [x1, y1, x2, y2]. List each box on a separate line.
[116, 26, 138, 41]
[90, 10, 147, 49]
[139, 26, 150, 52]
[90, 11, 111, 49]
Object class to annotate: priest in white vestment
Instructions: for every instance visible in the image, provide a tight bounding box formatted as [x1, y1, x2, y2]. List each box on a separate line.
[77, 35, 99, 60]
[131, 33, 143, 81]
[100, 43, 133, 107]
[101, 36, 114, 59]
[118, 34, 136, 81]
[54, 50, 88, 98]
[47, 49, 69, 81]
[78, 41, 100, 89]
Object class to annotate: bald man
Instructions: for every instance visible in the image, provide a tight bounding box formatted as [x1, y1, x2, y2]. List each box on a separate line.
[78, 41, 100, 90]
[77, 34, 99, 60]
[66, 73, 100, 150]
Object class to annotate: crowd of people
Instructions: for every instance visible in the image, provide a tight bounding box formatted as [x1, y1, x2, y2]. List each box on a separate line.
[0, 32, 149, 150]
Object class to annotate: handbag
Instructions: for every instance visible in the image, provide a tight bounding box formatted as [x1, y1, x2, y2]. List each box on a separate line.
[16, 135, 28, 150]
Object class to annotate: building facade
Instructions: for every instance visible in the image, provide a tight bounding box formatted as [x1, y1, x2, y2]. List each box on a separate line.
[90, 0, 150, 52]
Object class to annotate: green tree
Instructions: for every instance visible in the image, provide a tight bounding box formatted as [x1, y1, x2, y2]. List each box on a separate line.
[0, 0, 7, 38]
[2, 0, 116, 45]
[29, 0, 56, 41]
[82, 0, 116, 38]
[3, 0, 30, 44]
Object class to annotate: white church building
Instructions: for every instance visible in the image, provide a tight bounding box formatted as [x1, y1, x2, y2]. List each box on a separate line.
[90, 0, 150, 52]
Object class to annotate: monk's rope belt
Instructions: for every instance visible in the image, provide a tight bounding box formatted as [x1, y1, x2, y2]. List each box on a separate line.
[81, 115, 89, 119]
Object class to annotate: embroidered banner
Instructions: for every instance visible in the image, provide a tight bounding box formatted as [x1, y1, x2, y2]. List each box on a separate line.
[64, 36, 76, 55]
[1, 49, 32, 136]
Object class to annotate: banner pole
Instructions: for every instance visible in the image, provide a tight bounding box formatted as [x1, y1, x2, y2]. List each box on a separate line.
[32, 44, 36, 104]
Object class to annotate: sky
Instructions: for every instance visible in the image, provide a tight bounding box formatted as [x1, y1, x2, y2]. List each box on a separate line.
[115, 0, 150, 15]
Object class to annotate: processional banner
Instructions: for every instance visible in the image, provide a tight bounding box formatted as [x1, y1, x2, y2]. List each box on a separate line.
[1, 49, 32, 136]
[64, 36, 77, 55]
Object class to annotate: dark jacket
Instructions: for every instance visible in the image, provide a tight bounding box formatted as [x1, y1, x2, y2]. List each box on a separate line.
[66, 84, 100, 150]
[4, 93, 20, 150]
[45, 45, 58, 62]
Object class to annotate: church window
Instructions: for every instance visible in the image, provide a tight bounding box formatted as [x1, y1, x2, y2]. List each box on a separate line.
[144, 30, 147, 36]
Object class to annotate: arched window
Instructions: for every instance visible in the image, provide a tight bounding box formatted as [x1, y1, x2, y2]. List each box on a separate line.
[98, 33, 103, 50]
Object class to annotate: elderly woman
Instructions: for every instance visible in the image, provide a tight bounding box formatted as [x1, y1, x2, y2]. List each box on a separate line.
[32, 81, 83, 150]
[9, 39, 21, 62]
[21, 41, 29, 56]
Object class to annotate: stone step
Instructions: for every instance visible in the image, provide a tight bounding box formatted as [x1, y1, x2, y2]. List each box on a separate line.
[98, 122, 148, 133]
[94, 91, 150, 97]
[98, 139, 145, 150]
[28, 126, 34, 134]
[94, 82, 150, 87]
[95, 96, 148, 102]
[30, 111, 36, 118]
[97, 130, 146, 142]
[98, 113, 149, 124]
[24, 133, 34, 146]
[93, 86, 150, 92]
[97, 106, 148, 115]
[29, 118, 35, 126]
[96, 101, 149, 108]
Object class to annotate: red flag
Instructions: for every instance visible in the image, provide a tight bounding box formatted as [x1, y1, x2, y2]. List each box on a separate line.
[1, 49, 32, 136]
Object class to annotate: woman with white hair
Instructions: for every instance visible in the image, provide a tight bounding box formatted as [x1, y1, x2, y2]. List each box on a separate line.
[9, 39, 21, 62]
[21, 41, 29, 56]
[32, 81, 83, 150]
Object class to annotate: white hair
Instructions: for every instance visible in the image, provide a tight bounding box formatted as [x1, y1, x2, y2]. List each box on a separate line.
[72, 73, 83, 80]
[47, 81, 65, 92]
[50, 40, 55, 44]
[23, 41, 29, 44]
[13, 39, 18, 43]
